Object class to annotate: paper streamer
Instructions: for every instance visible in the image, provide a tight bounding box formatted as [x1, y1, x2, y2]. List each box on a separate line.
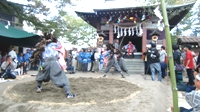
[129, 28, 131, 36]
[136, 26, 138, 35]
[121, 28, 123, 36]
[114, 25, 117, 33]
[124, 28, 127, 36]
[132, 27, 134, 36]
[117, 27, 120, 38]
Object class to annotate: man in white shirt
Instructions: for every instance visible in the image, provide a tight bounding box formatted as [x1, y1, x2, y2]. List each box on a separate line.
[8, 48, 17, 60]
[71, 48, 78, 72]
[159, 46, 167, 78]
[92, 49, 100, 73]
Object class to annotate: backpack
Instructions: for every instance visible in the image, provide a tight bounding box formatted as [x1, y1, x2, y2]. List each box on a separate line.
[173, 50, 181, 64]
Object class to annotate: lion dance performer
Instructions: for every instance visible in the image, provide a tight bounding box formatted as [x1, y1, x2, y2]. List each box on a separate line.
[103, 43, 125, 78]
[115, 49, 130, 76]
[31, 32, 76, 98]
[123, 41, 136, 58]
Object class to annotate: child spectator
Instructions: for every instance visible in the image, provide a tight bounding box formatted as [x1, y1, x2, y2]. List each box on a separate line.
[23, 62, 28, 75]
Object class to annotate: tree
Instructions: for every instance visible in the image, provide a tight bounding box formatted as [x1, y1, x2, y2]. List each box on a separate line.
[0, 0, 96, 44]
[168, 0, 199, 37]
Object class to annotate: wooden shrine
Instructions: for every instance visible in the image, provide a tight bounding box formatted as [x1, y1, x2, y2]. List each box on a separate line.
[75, 2, 195, 58]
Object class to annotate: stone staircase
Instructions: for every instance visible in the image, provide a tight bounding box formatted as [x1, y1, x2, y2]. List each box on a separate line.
[124, 59, 144, 75]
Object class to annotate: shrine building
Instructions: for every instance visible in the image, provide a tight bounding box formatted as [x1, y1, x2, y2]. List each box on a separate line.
[75, 2, 194, 58]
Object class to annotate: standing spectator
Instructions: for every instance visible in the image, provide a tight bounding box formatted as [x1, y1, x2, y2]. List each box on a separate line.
[184, 44, 195, 86]
[92, 49, 99, 73]
[99, 51, 104, 72]
[71, 48, 78, 72]
[114, 39, 120, 50]
[192, 51, 197, 69]
[77, 49, 83, 71]
[82, 49, 88, 72]
[29, 48, 34, 56]
[1, 55, 17, 79]
[0, 51, 2, 64]
[173, 44, 182, 83]
[23, 49, 31, 70]
[146, 42, 162, 82]
[66, 54, 75, 74]
[87, 49, 92, 72]
[8, 47, 17, 60]
[196, 41, 200, 66]
[143, 47, 151, 75]
[159, 46, 167, 78]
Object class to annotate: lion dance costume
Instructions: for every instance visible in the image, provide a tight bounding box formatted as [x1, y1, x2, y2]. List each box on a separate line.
[31, 32, 75, 98]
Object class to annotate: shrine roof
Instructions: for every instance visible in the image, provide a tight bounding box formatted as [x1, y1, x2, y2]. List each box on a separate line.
[75, 2, 194, 14]
[177, 36, 200, 45]
[75, 2, 195, 30]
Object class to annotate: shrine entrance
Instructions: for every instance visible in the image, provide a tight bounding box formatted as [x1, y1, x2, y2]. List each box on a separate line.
[119, 35, 142, 52]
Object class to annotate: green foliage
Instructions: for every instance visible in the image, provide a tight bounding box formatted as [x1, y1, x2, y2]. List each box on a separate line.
[173, 0, 199, 36]
[0, 0, 95, 44]
[170, 34, 178, 44]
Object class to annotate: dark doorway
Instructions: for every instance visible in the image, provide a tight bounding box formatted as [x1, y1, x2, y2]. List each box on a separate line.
[119, 35, 142, 52]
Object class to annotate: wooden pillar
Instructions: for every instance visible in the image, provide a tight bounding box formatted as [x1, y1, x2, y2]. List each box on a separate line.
[109, 23, 114, 44]
[97, 21, 101, 31]
[96, 17, 101, 47]
[142, 23, 147, 59]
[162, 39, 166, 47]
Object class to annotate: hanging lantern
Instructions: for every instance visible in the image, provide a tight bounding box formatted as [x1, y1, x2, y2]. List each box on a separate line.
[106, 16, 112, 24]
[123, 15, 128, 21]
[117, 14, 122, 23]
[133, 13, 138, 24]
[129, 17, 134, 20]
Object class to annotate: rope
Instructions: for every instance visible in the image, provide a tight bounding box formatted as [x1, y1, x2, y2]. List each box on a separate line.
[112, 19, 149, 28]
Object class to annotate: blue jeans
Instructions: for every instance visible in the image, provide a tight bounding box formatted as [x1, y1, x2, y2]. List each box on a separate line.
[180, 107, 193, 112]
[66, 66, 74, 72]
[2, 71, 16, 79]
[150, 63, 162, 81]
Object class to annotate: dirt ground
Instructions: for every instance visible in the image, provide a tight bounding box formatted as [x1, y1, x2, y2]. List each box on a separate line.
[0, 71, 173, 112]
